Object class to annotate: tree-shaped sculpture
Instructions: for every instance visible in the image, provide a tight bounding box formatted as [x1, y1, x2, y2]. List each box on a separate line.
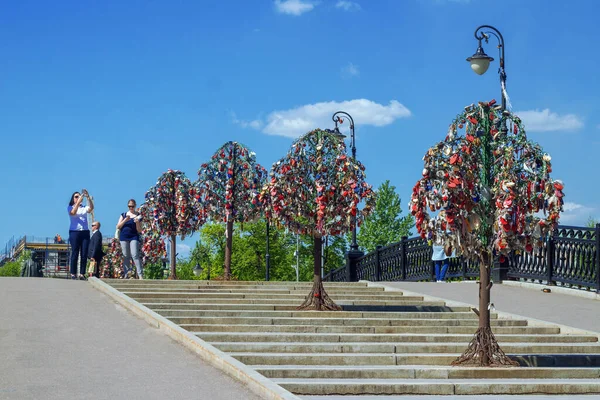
[100, 238, 123, 278]
[138, 204, 167, 267]
[263, 129, 375, 310]
[411, 100, 564, 366]
[196, 141, 267, 280]
[144, 169, 203, 280]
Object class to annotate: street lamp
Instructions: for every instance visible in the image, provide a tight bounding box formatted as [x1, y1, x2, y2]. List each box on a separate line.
[193, 262, 202, 277]
[466, 25, 507, 113]
[331, 111, 358, 252]
[192, 262, 210, 280]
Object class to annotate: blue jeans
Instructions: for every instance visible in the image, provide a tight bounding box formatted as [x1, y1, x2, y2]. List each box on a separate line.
[69, 230, 90, 275]
[435, 260, 449, 281]
[121, 240, 143, 278]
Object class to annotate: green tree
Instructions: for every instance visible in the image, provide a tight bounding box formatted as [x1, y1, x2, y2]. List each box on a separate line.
[586, 217, 598, 228]
[356, 180, 414, 252]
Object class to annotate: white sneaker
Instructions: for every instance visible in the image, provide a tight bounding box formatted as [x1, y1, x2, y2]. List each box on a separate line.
[436, 280, 443, 283]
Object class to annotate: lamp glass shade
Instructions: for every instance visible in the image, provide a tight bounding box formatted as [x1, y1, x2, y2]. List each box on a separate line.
[332, 127, 346, 139]
[466, 44, 494, 76]
[470, 58, 491, 75]
[193, 263, 203, 277]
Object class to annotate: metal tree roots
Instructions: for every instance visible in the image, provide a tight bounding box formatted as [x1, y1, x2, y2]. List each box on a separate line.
[451, 326, 519, 367]
[297, 276, 342, 311]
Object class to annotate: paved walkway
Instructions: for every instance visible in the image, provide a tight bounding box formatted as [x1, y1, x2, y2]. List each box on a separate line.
[379, 281, 600, 334]
[0, 278, 259, 400]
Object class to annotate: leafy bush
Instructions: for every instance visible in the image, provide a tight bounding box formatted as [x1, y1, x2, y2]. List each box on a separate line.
[144, 263, 164, 280]
[0, 250, 32, 277]
[0, 260, 21, 277]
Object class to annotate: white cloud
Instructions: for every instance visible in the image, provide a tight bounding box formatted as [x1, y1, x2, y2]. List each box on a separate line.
[231, 111, 263, 130]
[274, 0, 315, 16]
[516, 109, 584, 132]
[341, 62, 359, 78]
[559, 201, 595, 225]
[234, 99, 411, 138]
[176, 243, 191, 257]
[335, 1, 361, 11]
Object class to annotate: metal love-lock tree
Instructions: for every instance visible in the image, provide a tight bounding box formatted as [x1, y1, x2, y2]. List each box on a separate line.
[100, 238, 124, 278]
[263, 129, 375, 310]
[196, 141, 267, 280]
[411, 100, 564, 366]
[138, 203, 167, 267]
[144, 169, 203, 280]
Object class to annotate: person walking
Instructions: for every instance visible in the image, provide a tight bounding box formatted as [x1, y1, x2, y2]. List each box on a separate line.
[67, 189, 94, 280]
[116, 199, 143, 279]
[88, 221, 104, 278]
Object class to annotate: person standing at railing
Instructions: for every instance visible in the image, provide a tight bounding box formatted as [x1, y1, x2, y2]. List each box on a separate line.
[431, 238, 449, 283]
[67, 189, 94, 280]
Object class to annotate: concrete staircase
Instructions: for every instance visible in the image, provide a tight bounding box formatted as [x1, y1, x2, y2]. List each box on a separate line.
[105, 279, 600, 396]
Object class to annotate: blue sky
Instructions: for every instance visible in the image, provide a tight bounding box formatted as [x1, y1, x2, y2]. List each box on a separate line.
[1, 0, 599, 257]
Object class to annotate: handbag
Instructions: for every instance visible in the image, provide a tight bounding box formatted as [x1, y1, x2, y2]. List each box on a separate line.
[115, 228, 121, 240]
[87, 259, 96, 277]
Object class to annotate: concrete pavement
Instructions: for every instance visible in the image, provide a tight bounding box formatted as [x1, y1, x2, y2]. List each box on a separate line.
[0, 278, 260, 400]
[378, 281, 600, 334]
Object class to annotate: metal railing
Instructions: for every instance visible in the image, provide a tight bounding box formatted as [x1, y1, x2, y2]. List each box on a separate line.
[326, 224, 600, 292]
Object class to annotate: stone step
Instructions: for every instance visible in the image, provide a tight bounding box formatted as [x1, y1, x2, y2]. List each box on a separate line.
[152, 309, 494, 320]
[271, 378, 600, 395]
[144, 303, 471, 313]
[197, 332, 596, 343]
[165, 316, 527, 326]
[141, 302, 469, 311]
[123, 291, 423, 301]
[112, 287, 389, 295]
[213, 342, 600, 354]
[253, 365, 600, 379]
[184, 324, 558, 334]
[231, 352, 600, 366]
[104, 279, 367, 286]
[133, 297, 448, 307]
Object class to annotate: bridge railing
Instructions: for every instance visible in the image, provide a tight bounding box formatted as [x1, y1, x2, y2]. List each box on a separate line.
[325, 224, 600, 292]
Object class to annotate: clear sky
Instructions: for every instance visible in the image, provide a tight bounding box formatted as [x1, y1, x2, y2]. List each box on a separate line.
[1, 0, 598, 257]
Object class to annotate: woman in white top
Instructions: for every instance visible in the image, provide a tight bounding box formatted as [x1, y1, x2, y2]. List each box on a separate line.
[67, 189, 94, 280]
[431, 241, 449, 283]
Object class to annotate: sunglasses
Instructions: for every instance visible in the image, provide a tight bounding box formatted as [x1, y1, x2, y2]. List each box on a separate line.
[128, 205, 135, 208]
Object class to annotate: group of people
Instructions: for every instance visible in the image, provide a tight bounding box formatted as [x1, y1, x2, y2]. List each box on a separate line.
[67, 189, 143, 280]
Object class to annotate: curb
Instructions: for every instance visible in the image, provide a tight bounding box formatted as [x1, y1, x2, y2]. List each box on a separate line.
[366, 281, 600, 339]
[88, 277, 301, 400]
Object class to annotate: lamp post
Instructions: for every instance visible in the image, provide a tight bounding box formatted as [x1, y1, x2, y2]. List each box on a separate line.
[466, 25, 507, 115]
[265, 219, 270, 281]
[331, 111, 358, 252]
